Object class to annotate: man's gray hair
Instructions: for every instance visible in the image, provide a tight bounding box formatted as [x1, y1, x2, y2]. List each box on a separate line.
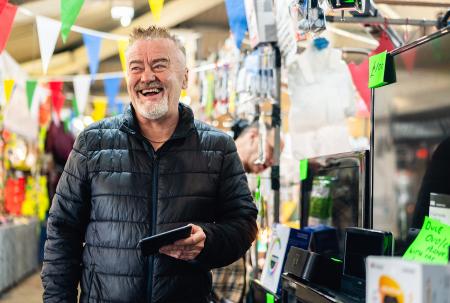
[128, 25, 186, 56]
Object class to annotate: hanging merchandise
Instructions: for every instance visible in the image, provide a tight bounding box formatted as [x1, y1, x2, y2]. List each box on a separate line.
[21, 176, 50, 221]
[274, 0, 298, 66]
[3, 84, 39, 141]
[323, 0, 369, 13]
[245, 0, 277, 48]
[289, 0, 326, 37]
[60, 0, 85, 43]
[287, 42, 356, 159]
[4, 175, 26, 215]
[0, 2, 17, 54]
[224, 0, 248, 49]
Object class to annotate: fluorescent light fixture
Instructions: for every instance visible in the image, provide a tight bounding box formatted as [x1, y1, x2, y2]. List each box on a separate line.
[111, 0, 134, 27]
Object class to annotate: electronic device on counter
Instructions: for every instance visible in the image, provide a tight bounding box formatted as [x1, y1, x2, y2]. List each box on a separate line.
[284, 246, 343, 291]
[138, 225, 192, 256]
[342, 227, 394, 301]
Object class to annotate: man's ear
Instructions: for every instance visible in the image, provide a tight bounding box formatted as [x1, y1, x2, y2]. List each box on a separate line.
[182, 68, 189, 89]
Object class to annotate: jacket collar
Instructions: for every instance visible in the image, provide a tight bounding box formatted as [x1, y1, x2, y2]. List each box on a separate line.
[120, 102, 195, 140]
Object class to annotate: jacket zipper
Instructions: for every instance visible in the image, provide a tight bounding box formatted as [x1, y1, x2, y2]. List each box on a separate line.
[147, 152, 159, 303]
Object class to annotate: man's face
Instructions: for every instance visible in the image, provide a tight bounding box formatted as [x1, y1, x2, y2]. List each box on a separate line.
[126, 38, 188, 121]
[241, 128, 276, 174]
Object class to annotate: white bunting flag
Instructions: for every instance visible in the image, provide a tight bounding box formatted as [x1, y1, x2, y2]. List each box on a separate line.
[36, 16, 61, 74]
[73, 75, 91, 115]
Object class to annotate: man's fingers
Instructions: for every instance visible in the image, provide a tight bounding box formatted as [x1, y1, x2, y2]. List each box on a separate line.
[174, 230, 205, 246]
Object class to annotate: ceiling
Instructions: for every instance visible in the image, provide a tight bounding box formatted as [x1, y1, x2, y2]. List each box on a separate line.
[4, 0, 450, 77]
[6, 0, 230, 76]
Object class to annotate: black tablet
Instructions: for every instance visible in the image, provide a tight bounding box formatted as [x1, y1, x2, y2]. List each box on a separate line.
[138, 225, 192, 256]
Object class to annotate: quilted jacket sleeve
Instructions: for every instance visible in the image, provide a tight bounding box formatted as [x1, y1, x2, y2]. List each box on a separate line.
[197, 135, 258, 269]
[41, 131, 91, 302]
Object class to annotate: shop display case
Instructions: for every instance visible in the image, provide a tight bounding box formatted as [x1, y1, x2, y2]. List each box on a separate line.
[372, 27, 450, 255]
[299, 150, 370, 258]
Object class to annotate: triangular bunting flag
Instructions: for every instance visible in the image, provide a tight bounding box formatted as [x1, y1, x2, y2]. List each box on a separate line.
[372, 31, 395, 55]
[73, 75, 90, 115]
[224, 0, 247, 49]
[26, 80, 38, 110]
[118, 39, 129, 78]
[148, 0, 164, 22]
[72, 98, 79, 117]
[36, 16, 61, 74]
[348, 59, 370, 111]
[103, 77, 122, 112]
[400, 47, 417, 73]
[0, 0, 7, 14]
[92, 97, 107, 121]
[60, 0, 85, 43]
[49, 81, 65, 119]
[4, 79, 14, 104]
[82, 33, 102, 77]
[0, 3, 18, 54]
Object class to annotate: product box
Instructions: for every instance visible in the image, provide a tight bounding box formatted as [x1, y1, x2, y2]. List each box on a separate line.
[244, 0, 277, 48]
[429, 192, 450, 225]
[260, 224, 311, 295]
[366, 256, 450, 303]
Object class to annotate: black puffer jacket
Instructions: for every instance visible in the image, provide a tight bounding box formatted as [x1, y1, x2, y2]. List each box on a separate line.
[41, 104, 258, 303]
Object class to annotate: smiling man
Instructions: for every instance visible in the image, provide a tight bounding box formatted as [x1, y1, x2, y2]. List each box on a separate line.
[41, 26, 257, 303]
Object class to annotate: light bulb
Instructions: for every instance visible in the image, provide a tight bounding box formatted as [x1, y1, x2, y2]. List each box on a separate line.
[120, 16, 131, 27]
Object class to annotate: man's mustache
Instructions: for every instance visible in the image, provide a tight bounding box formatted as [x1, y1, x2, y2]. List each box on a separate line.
[134, 81, 163, 92]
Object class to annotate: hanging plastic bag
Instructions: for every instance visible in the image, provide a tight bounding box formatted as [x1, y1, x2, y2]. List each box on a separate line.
[289, 0, 326, 36]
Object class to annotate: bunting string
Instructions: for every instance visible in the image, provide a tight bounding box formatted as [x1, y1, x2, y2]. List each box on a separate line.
[18, 7, 128, 41]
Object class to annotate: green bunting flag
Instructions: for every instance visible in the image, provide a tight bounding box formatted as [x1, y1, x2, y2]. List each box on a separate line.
[72, 98, 79, 117]
[60, 0, 85, 43]
[26, 80, 37, 110]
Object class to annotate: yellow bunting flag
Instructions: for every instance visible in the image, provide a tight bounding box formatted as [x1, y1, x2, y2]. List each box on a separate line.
[92, 97, 107, 121]
[148, 0, 164, 22]
[118, 39, 129, 83]
[4, 79, 14, 104]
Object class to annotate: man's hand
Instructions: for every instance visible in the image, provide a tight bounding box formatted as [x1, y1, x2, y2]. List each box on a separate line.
[159, 224, 206, 261]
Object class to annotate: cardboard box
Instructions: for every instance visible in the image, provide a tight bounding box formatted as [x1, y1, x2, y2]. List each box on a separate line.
[366, 256, 450, 303]
[244, 0, 277, 48]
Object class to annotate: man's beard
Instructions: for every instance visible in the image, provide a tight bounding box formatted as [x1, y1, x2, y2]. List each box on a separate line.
[135, 96, 169, 120]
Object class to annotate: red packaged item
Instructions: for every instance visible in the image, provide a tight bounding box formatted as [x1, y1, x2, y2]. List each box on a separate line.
[4, 177, 26, 215]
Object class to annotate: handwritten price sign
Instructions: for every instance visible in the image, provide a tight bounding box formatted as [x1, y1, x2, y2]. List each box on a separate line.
[403, 216, 450, 264]
[368, 51, 396, 88]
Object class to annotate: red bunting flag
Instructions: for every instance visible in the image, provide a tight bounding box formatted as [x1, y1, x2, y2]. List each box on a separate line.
[49, 81, 65, 120]
[0, 2, 18, 54]
[348, 30, 395, 111]
[348, 59, 371, 111]
[400, 47, 417, 73]
[372, 31, 395, 55]
[0, 0, 7, 14]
